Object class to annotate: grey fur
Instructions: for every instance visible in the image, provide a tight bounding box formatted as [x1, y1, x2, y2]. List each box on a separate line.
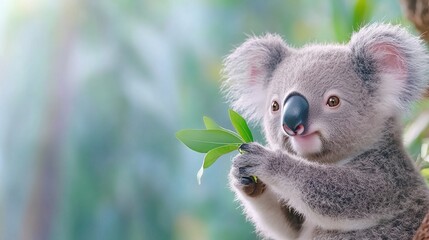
[222, 33, 290, 123]
[223, 23, 429, 239]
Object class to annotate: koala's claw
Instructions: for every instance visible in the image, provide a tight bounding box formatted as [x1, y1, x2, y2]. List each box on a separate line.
[239, 142, 265, 154]
[231, 143, 274, 197]
[238, 143, 249, 153]
[240, 176, 254, 185]
[233, 162, 259, 175]
[242, 179, 266, 197]
[232, 142, 276, 183]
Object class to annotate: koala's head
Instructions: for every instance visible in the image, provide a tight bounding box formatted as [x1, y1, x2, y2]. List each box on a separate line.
[222, 24, 429, 163]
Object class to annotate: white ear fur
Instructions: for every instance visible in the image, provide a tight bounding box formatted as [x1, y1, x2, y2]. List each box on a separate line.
[349, 23, 429, 111]
[372, 43, 408, 110]
[222, 34, 289, 123]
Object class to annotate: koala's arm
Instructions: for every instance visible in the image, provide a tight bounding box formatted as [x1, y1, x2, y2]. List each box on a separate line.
[234, 143, 409, 231]
[230, 168, 304, 239]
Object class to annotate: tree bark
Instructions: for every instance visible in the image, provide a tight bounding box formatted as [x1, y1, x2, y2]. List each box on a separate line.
[401, 0, 429, 41]
[401, 0, 429, 97]
[21, 2, 77, 240]
[413, 212, 429, 240]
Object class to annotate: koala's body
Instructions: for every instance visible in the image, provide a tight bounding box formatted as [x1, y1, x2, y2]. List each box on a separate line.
[222, 24, 429, 239]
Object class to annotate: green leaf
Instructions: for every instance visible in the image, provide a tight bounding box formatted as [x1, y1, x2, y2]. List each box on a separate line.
[203, 115, 244, 140]
[176, 129, 244, 153]
[352, 0, 372, 30]
[203, 116, 221, 129]
[421, 168, 429, 185]
[197, 144, 240, 184]
[422, 168, 429, 177]
[204, 144, 239, 168]
[251, 176, 258, 183]
[331, 1, 351, 42]
[176, 109, 255, 184]
[197, 162, 205, 185]
[229, 109, 253, 142]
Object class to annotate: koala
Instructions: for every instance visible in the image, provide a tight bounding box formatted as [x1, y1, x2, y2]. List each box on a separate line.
[222, 23, 429, 239]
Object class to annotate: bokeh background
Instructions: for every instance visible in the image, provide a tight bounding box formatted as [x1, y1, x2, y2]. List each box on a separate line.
[0, 0, 428, 240]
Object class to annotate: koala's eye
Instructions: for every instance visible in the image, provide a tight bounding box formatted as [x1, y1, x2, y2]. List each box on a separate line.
[327, 96, 340, 108]
[271, 101, 280, 112]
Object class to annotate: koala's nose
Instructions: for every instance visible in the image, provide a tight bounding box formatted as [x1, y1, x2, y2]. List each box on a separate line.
[282, 93, 309, 136]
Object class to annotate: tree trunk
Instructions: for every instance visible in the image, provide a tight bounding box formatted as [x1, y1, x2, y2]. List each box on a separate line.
[401, 0, 429, 41]
[21, 2, 77, 240]
[401, 0, 429, 97]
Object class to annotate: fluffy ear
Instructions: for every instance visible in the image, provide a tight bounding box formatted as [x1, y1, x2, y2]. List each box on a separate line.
[222, 34, 289, 123]
[349, 23, 429, 111]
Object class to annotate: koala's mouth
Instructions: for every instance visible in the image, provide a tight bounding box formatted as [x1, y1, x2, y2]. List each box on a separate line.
[287, 131, 323, 156]
[295, 131, 319, 139]
[282, 131, 335, 163]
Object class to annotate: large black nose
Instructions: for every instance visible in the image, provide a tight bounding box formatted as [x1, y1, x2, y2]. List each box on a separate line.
[282, 93, 309, 136]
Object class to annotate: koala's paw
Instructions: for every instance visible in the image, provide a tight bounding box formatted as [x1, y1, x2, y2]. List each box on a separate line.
[230, 143, 276, 197]
[237, 176, 266, 197]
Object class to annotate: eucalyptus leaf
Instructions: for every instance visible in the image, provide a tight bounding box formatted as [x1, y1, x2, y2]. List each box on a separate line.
[203, 116, 222, 129]
[197, 144, 240, 184]
[176, 129, 244, 153]
[229, 109, 253, 142]
[176, 109, 254, 184]
[352, 0, 371, 30]
[204, 144, 239, 168]
[203, 116, 244, 141]
[331, 1, 350, 42]
[421, 168, 429, 183]
[197, 161, 204, 185]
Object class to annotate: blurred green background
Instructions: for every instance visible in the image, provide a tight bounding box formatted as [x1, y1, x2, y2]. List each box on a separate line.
[0, 0, 428, 240]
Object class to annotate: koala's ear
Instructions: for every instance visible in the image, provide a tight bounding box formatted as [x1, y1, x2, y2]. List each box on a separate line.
[349, 23, 429, 110]
[222, 34, 289, 122]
